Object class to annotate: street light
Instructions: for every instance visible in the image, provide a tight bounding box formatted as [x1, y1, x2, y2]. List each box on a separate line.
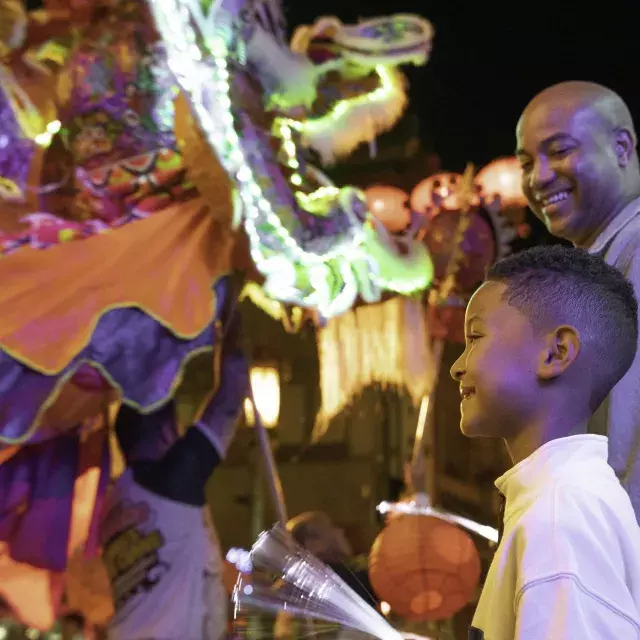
[244, 365, 280, 428]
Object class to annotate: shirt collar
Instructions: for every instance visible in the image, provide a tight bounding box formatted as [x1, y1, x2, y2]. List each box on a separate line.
[588, 195, 640, 254]
[495, 434, 608, 504]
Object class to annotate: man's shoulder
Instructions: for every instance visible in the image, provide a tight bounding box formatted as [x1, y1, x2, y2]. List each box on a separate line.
[607, 213, 640, 264]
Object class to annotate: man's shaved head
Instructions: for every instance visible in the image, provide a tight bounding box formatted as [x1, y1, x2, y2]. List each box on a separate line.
[516, 81, 640, 247]
[521, 82, 635, 133]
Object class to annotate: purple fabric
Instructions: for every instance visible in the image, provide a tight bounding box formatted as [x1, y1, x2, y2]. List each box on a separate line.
[115, 401, 180, 465]
[0, 434, 79, 571]
[0, 279, 228, 444]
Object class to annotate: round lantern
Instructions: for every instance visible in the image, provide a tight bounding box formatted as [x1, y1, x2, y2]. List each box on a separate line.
[410, 172, 468, 214]
[476, 157, 527, 208]
[424, 209, 496, 295]
[369, 515, 481, 621]
[364, 185, 411, 232]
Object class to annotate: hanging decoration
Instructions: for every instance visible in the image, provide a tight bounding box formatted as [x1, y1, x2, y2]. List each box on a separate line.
[475, 156, 526, 208]
[423, 206, 496, 297]
[313, 296, 435, 442]
[365, 185, 411, 233]
[368, 514, 481, 621]
[410, 172, 468, 215]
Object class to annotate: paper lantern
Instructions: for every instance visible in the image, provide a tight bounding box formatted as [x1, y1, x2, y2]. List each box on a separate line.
[369, 515, 480, 621]
[410, 172, 467, 214]
[364, 185, 411, 232]
[423, 210, 495, 295]
[476, 157, 526, 208]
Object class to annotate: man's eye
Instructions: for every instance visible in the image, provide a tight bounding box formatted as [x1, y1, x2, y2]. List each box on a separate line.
[466, 334, 481, 343]
[549, 147, 572, 158]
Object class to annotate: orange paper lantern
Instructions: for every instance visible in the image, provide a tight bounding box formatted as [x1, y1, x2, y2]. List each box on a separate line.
[364, 185, 411, 232]
[369, 515, 480, 621]
[476, 157, 526, 208]
[410, 172, 467, 214]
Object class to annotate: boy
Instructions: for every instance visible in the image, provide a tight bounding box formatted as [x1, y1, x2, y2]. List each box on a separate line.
[450, 245, 640, 639]
[102, 308, 248, 640]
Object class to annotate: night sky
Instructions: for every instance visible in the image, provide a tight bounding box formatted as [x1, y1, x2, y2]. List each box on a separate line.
[287, 0, 640, 172]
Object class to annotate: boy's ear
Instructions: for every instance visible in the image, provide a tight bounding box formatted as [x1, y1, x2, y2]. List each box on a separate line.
[537, 325, 581, 380]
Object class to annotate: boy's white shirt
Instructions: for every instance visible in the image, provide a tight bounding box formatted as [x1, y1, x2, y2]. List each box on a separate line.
[470, 435, 640, 640]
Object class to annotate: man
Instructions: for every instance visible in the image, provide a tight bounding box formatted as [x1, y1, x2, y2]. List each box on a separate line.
[515, 80, 640, 518]
[101, 306, 249, 640]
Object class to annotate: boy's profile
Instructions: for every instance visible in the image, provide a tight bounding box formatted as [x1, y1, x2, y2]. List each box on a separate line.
[451, 245, 640, 639]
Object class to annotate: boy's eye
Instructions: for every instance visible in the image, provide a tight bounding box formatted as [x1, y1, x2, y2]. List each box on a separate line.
[466, 334, 482, 343]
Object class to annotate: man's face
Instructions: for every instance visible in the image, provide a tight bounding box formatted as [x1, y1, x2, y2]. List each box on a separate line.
[450, 281, 543, 439]
[305, 520, 352, 562]
[516, 101, 624, 246]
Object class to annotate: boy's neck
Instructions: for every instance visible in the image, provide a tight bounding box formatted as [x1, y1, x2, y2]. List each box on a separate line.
[504, 416, 590, 466]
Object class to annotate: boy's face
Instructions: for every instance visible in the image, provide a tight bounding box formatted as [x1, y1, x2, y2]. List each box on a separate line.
[450, 280, 543, 439]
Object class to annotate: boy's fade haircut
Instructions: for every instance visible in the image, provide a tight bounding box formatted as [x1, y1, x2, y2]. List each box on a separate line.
[486, 245, 638, 409]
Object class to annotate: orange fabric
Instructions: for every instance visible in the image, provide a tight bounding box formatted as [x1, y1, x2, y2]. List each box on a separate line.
[0, 542, 64, 630]
[67, 427, 107, 558]
[0, 197, 232, 374]
[0, 425, 108, 629]
[27, 382, 115, 444]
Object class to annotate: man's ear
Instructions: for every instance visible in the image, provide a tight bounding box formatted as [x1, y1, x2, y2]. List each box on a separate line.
[614, 127, 636, 167]
[537, 325, 581, 380]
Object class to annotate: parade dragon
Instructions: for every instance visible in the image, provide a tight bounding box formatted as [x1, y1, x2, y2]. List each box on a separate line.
[0, 0, 434, 627]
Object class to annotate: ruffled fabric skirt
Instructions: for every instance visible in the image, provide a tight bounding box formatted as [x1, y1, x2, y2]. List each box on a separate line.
[0, 197, 232, 445]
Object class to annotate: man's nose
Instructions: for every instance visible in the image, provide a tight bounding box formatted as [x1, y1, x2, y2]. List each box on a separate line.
[529, 156, 556, 191]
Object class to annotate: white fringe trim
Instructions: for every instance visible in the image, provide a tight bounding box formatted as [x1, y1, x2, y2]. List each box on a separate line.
[299, 66, 408, 166]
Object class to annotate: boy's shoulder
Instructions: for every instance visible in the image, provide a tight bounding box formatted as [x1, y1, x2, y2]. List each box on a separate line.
[507, 476, 640, 611]
[512, 475, 639, 571]
[520, 472, 632, 531]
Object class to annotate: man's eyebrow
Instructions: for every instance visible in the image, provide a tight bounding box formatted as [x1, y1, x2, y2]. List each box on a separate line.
[516, 133, 577, 156]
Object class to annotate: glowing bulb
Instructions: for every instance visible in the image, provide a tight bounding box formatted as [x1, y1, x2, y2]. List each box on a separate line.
[46, 119, 61, 134]
[34, 132, 51, 147]
[381, 601, 391, 616]
[249, 366, 280, 428]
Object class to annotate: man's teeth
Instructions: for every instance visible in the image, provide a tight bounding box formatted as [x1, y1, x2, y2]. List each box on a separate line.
[541, 191, 570, 206]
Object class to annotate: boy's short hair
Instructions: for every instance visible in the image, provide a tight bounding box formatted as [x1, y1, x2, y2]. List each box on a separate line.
[486, 245, 638, 408]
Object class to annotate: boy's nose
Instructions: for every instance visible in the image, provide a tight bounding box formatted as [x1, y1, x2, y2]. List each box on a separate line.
[450, 354, 465, 381]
